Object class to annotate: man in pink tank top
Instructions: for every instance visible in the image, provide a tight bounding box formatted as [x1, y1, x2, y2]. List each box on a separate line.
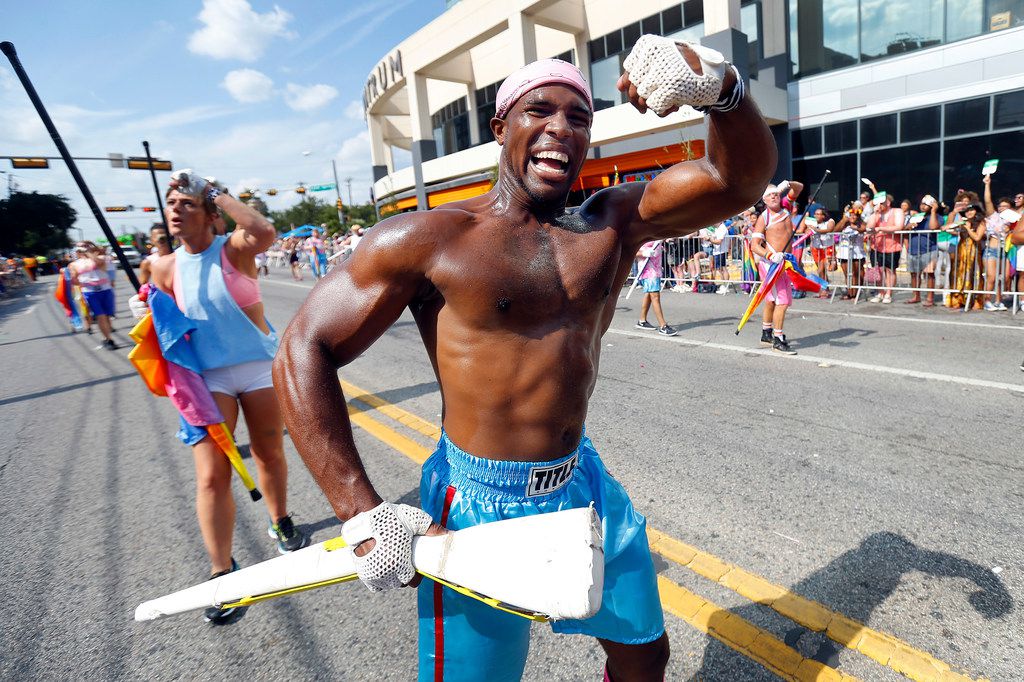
[69, 241, 118, 350]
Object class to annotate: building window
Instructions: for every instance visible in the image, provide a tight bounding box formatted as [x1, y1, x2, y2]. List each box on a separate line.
[945, 97, 990, 135]
[860, 114, 897, 148]
[824, 121, 857, 152]
[791, 153, 857, 212]
[431, 97, 470, 157]
[792, 127, 822, 157]
[993, 90, 1024, 128]
[900, 106, 941, 142]
[861, 142, 941, 204]
[860, 0, 943, 62]
[792, 0, 859, 76]
[591, 55, 623, 111]
[792, 0, 1024, 78]
[943, 130, 1024, 199]
[790, 91, 1024, 208]
[946, 0, 985, 41]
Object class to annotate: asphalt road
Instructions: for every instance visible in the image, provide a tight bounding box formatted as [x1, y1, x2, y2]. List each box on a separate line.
[1, 271, 1021, 681]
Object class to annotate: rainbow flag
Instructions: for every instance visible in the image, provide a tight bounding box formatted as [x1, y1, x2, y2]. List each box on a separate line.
[783, 254, 828, 293]
[128, 286, 261, 501]
[741, 238, 757, 293]
[54, 267, 85, 331]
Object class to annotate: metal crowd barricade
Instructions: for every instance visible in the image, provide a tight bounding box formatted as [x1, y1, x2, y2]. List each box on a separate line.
[626, 227, 1021, 315]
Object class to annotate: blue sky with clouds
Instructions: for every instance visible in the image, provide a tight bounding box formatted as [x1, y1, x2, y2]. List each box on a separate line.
[2, 0, 446, 240]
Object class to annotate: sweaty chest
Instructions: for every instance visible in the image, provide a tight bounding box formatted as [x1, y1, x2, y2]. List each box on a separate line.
[434, 226, 621, 325]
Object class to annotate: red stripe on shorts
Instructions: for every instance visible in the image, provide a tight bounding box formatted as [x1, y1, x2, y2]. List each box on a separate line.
[433, 485, 457, 681]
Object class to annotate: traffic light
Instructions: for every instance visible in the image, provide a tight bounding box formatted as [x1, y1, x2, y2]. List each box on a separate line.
[105, 206, 129, 212]
[266, 189, 277, 196]
[239, 192, 252, 200]
[126, 157, 173, 171]
[142, 207, 157, 213]
[295, 186, 306, 194]
[336, 199, 344, 210]
[11, 157, 49, 169]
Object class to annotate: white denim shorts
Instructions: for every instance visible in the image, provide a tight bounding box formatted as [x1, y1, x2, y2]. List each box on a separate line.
[201, 359, 274, 397]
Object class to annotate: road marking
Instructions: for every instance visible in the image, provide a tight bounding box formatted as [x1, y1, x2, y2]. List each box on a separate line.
[340, 377, 984, 682]
[341, 388, 852, 681]
[605, 328, 1024, 395]
[794, 308, 1024, 332]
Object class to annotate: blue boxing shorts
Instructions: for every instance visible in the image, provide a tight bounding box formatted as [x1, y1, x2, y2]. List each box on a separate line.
[417, 430, 664, 682]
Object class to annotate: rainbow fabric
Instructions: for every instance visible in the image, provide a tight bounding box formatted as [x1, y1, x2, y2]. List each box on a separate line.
[128, 286, 261, 500]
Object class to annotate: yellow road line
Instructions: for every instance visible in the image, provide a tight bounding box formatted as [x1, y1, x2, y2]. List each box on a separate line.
[340, 377, 985, 682]
[341, 381, 854, 681]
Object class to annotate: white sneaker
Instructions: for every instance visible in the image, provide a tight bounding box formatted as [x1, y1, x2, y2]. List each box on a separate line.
[882, 296, 892, 304]
[869, 295, 882, 303]
[716, 285, 728, 294]
[983, 301, 998, 311]
[996, 302, 1008, 311]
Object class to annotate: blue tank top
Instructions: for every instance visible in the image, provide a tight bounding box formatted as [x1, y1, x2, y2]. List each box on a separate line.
[173, 236, 277, 370]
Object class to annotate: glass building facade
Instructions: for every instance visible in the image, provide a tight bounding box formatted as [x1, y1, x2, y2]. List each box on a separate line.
[792, 89, 1024, 210]
[791, 0, 1024, 77]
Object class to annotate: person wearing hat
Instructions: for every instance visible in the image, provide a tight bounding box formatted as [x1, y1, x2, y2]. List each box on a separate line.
[865, 193, 905, 303]
[904, 195, 942, 306]
[275, 37, 776, 679]
[749, 181, 801, 354]
[947, 200, 986, 309]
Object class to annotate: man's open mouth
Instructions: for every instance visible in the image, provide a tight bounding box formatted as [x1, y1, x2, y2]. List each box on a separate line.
[530, 150, 570, 181]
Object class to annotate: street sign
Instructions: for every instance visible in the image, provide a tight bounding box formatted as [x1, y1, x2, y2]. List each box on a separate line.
[309, 183, 336, 192]
[109, 153, 125, 169]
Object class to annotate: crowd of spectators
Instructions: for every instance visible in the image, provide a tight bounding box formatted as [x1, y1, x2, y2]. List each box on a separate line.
[650, 177, 1024, 314]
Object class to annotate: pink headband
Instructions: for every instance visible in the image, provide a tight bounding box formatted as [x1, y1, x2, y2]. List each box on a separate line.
[495, 59, 593, 119]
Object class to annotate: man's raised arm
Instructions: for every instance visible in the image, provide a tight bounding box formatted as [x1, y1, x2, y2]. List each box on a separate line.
[611, 37, 776, 239]
[272, 217, 430, 522]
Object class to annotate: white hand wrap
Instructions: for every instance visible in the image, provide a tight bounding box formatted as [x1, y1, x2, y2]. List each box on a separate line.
[170, 169, 208, 198]
[128, 294, 150, 320]
[769, 251, 785, 264]
[623, 35, 727, 115]
[341, 502, 433, 592]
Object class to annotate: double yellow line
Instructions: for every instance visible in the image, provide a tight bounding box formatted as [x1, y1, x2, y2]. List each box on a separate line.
[339, 379, 982, 682]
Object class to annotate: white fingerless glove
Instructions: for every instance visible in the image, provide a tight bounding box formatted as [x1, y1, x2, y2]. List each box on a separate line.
[170, 169, 210, 198]
[769, 251, 785, 265]
[128, 294, 150, 320]
[623, 35, 726, 115]
[341, 502, 433, 592]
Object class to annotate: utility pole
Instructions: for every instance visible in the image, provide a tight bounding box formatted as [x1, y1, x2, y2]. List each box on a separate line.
[345, 177, 353, 207]
[331, 159, 345, 224]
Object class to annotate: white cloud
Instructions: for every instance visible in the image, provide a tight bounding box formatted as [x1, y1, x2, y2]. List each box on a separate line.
[284, 83, 339, 112]
[222, 69, 274, 103]
[343, 100, 365, 121]
[188, 0, 293, 61]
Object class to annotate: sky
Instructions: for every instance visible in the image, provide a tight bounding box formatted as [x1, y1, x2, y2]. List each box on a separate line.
[1, 0, 447, 240]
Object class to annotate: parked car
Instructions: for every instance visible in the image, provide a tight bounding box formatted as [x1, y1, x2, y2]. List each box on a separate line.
[116, 247, 142, 268]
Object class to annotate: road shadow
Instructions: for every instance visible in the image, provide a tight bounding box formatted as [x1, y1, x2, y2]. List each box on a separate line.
[370, 381, 440, 406]
[793, 327, 875, 351]
[691, 532, 1012, 679]
[0, 332, 76, 348]
[0, 372, 136, 408]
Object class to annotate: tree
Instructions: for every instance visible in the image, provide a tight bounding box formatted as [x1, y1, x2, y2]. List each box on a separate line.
[0, 191, 76, 254]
